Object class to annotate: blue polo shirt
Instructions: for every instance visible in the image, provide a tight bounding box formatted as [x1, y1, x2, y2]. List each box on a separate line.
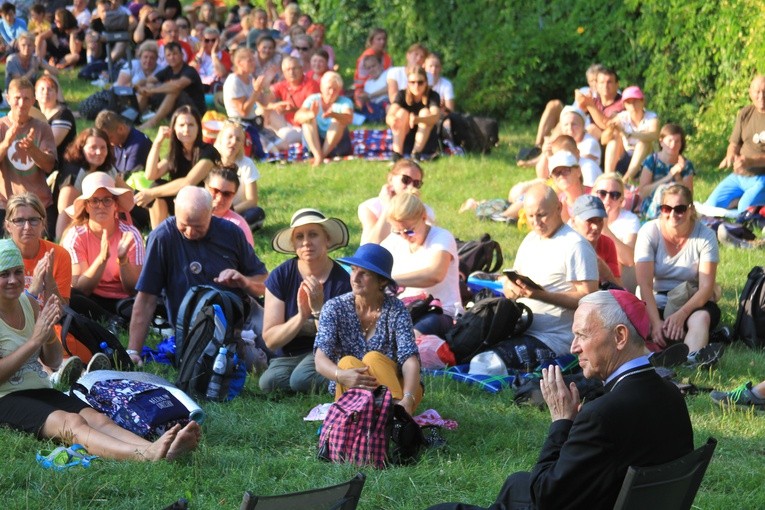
[114, 127, 151, 175]
[136, 216, 268, 326]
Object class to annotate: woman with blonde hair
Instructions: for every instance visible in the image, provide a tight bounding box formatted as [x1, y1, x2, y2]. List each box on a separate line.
[381, 193, 460, 337]
[116, 40, 160, 87]
[213, 121, 265, 230]
[386, 66, 441, 161]
[635, 184, 723, 367]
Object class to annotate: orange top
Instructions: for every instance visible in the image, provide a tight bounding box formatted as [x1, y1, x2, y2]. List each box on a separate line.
[23, 238, 72, 300]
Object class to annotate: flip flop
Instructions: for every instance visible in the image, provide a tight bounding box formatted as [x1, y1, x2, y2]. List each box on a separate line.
[36, 444, 98, 470]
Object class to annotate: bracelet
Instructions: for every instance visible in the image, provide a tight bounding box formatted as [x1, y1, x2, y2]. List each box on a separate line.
[126, 349, 140, 356]
[25, 289, 39, 299]
[335, 368, 339, 382]
[403, 392, 415, 401]
[311, 311, 321, 320]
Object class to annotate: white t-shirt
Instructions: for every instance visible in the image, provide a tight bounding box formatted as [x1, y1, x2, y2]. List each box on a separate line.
[233, 155, 260, 206]
[386, 67, 434, 92]
[609, 209, 641, 245]
[119, 60, 160, 86]
[634, 220, 719, 309]
[431, 76, 454, 103]
[579, 158, 602, 187]
[364, 70, 389, 104]
[578, 132, 602, 166]
[616, 110, 659, 152]
[223, 73, 256, 120]
[514, 223, 598, 354]
[381, 225, 461, 317]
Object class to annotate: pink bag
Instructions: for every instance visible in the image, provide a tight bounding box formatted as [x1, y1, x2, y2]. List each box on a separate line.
[416, 334, 456, 369]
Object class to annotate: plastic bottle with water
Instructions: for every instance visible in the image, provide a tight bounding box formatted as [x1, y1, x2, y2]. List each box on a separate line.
[206, 346, 228, 401]
[201, 304, 228, 359]
[99, 341, 114, 358]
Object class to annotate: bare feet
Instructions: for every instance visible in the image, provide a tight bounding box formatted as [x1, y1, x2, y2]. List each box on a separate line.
[311, 155, 324, 167]
[141, 424, 180, 461]
[166, 421, 202, 461]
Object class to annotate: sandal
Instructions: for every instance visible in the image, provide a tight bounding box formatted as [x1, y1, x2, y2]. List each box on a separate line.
[36, 444, 98, 470]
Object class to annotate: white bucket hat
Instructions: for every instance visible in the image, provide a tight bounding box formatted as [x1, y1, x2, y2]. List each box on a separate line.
[271, 208, 349, 254]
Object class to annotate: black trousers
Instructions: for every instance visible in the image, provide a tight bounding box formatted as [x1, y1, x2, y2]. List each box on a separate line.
[425, 472, 532, 510]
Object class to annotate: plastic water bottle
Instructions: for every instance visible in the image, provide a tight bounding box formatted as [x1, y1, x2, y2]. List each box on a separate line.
[206, 346, 228, 401]
[212, 304, 227, 341]
[99, 341, 114, 357]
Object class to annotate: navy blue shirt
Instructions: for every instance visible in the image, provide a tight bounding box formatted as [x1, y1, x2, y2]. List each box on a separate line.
[136, 216, 267, 326]
[265, 258, 351, 356]
[114, 127, 152, 175]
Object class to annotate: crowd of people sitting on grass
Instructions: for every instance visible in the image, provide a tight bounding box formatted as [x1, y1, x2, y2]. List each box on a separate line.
[0, 1, 762, 476]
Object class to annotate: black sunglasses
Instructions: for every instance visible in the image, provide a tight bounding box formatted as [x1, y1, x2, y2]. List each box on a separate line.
[295, 46, 310, 51]
[408, 80, 425, 85]
[204, 38, 217, 43]
[400, 174, 423, 189]
[659, 204, 690, 215]
[595, 189, 623, 200]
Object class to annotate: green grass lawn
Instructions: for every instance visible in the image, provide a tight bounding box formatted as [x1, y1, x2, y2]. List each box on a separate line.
[1, 70, 764, 510]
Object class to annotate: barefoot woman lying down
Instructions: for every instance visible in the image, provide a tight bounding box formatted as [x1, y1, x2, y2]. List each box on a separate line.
[0, 239, 201, 461]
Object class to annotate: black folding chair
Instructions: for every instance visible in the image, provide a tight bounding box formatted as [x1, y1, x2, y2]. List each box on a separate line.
[613, 437, 717, 510]
[239, 473, 366, 510]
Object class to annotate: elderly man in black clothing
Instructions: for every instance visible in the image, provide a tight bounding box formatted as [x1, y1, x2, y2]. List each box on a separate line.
[426, 289, 694, 510]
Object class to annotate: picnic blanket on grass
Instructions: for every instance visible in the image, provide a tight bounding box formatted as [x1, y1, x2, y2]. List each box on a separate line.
[264, 129, 465, 163]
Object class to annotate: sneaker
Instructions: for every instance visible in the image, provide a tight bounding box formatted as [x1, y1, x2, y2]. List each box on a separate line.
[86, 352, 111, 373]
[709, 326, 732, 344]
[50, 356, 84, 388]
[710, 381, 765, 409]
[686, 343, 725, 369]
[490, 212, 516, 224]
[648, 342, 689, 368]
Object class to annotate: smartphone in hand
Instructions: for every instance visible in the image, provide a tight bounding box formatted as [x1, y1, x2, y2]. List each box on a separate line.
[503, 270, 543, 291]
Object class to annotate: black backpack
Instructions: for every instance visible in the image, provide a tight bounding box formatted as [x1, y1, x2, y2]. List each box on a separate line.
[445, 113, 499, 154]
[732, 266, 765, 348]
[445, 297, 533, 364]
[456, 234, 504, 279]
[59, 306, 134, 370]
[173, 286, 246, 398]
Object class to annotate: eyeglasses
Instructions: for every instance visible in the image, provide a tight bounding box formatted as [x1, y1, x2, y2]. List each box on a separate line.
[208, 186, 236, 199]
[400, 174, 423, 189]
[9, 217, 42, 227]
[88, 196, 115, 207]
[295, 46, 310, 51]
[595, 189, 623, 200]
[408, 80, 425, 85]
[551, 167, 573, 178]
[177, 23, 189, 29]
[659, 204, 690, 215]
[391, 227, 416, 237]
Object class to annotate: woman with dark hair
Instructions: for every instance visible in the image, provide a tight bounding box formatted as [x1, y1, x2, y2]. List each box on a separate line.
[314, 243, 422, 415]
[56, 128, 116, 239]
[35, 8, 85, 69]
[635, 184, 723, 368]
[386, 66, 441, 161]
[638, 123, 696, 219]
[135, 105, 219, 227]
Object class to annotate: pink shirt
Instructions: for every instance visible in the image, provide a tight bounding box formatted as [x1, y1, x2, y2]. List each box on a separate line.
[220, 209, 254, 246]
[61, 221, 144, 299]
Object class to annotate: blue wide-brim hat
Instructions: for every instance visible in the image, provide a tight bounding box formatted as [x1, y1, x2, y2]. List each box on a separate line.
[338, 244, 395, 286]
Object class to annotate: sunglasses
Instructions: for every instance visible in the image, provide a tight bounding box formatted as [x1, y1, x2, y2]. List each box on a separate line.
[595, 189, 623, 200]
[88, 196, 115, 207]
[400, 174, 423, 189]
[9, 217, 42, 227]
[295, 46, 310, 51]
[177, 23, 189, 29]
[659, 204, 690, 215]
[391, 227, 416, 237]
[552, 167, 573, 178]
[204, 38, 217, 43]
[208, 186, 236, 199]
[408, 80, 425, 85]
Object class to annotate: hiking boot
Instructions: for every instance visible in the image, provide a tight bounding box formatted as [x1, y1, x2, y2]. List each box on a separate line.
[86, 352, 112, 373]
[710, 382, 765, 409]
[50, 356, 84, 388]
[686, 343, 725, 369]
[648, 342, 689, 368]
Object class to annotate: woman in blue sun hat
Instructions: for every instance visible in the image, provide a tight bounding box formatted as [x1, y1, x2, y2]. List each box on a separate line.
[314, 243, 422, 415]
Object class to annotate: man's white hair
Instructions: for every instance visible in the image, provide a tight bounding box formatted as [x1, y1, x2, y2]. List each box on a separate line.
[579, 291, 643, 344]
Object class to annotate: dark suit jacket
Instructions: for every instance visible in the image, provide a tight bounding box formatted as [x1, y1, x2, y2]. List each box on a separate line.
[529, 365, 693, 510]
